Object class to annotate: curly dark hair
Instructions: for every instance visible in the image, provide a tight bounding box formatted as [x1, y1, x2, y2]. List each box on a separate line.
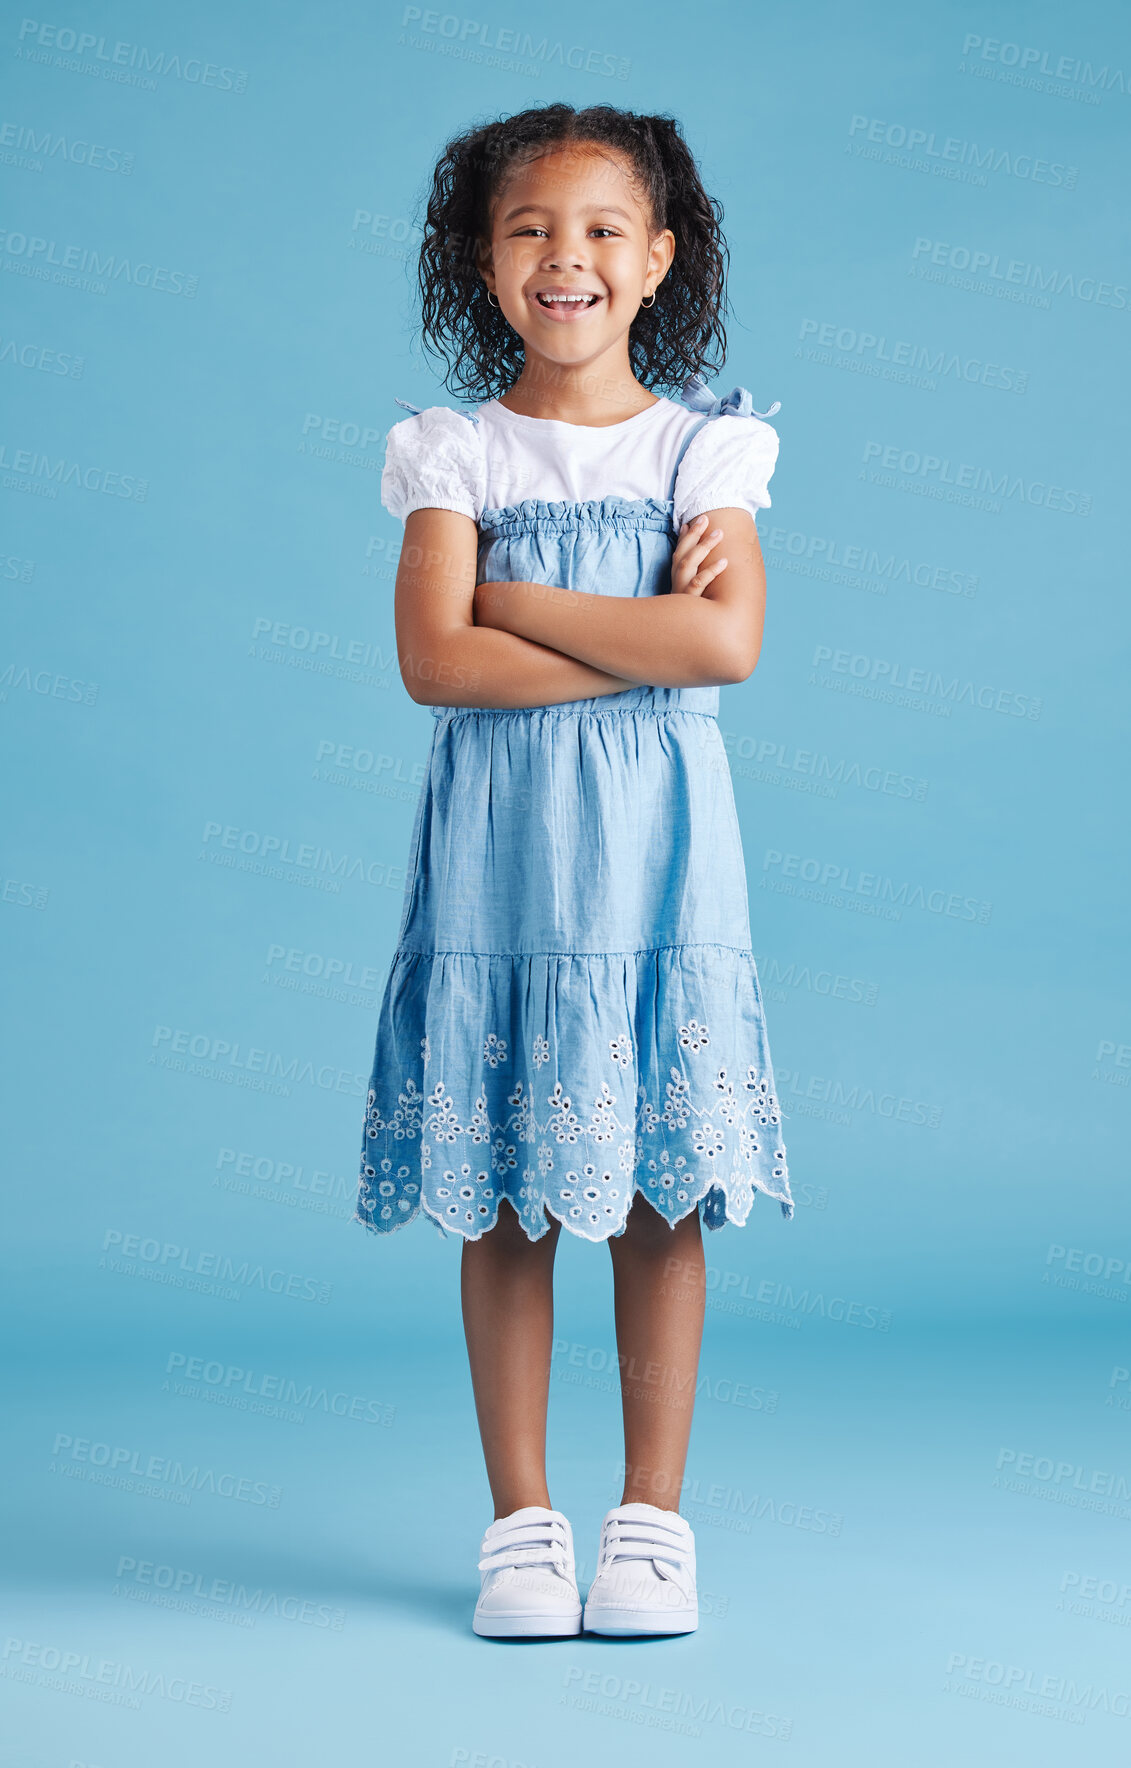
[413, 102, 730, 404]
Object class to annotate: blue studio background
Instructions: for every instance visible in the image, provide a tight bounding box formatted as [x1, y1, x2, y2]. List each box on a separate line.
[3, 1, 1129, 1762]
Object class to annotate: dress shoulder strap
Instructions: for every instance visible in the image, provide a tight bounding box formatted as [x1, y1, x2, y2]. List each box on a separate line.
[666, 374, 781, 505]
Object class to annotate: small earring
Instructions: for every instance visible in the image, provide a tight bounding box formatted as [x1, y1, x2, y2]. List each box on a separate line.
[640, 290, 656, 308]
[486, 290, 500, 308]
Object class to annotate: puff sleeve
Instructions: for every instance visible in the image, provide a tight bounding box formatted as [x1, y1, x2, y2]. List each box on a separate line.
[672, 414, 780, 529]
[379, 406, 486, 523]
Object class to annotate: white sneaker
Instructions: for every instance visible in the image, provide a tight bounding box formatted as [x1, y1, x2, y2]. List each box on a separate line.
[583, 1502, 698, 1636]
[473, 1506, 582, 1638]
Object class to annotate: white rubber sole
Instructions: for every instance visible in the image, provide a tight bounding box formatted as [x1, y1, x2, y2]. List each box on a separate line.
[473, 1608, 582, 1638]
[584, 1605, 698, 1636]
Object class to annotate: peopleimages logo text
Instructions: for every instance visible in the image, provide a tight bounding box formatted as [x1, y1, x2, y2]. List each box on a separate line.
[0, 227, 197, 295]
[961, 34, 1131, 97]
[848, 114, 1077, 186]
[15, 20, 248, 91]
[862, 441, 1091, 515]
[911, 237, 1128, 309]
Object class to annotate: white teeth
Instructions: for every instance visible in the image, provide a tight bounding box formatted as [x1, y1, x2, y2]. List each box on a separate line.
[537, 294, 596, 305]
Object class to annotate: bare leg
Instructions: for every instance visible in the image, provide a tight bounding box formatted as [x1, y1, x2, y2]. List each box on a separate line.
[608, 1195, 705, 1512]
[460, 1200, 562, 1519]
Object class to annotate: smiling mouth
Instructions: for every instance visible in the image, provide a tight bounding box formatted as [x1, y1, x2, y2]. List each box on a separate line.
[533, 293, 601, 310]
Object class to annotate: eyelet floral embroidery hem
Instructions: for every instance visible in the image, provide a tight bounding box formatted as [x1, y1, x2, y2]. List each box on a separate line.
[356, 1008, 793, 1246]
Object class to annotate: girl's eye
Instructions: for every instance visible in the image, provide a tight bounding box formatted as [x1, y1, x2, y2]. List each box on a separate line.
[513, 226, 621, 239]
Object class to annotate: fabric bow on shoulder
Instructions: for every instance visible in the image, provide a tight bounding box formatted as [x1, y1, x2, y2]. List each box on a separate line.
[679, 373, 780, 420]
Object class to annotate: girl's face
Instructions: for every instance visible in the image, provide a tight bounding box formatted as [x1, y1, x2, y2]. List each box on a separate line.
[480, 143, 675, 388]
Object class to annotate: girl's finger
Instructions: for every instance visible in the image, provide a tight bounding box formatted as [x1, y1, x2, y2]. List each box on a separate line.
[690, 559, 727, 591]
[680, 537, 724, 570]
[675, 515, 709, 546]
[674, 527, 723, 562]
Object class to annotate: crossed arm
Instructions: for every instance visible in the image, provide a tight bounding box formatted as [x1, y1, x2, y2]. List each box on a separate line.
[392, 504, 768, 708]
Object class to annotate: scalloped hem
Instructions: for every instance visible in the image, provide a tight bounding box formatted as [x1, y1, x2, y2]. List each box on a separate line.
[353, 1170, 794, 1247]
[356, 945, 793, 1240]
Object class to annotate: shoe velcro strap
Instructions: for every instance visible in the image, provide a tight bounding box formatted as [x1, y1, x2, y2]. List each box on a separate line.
[605, 1538, 694, 1571]
[477, 1544, 568, 1574]
[478, 1516, 569, 1572]
[602, 1521, 694, 1583]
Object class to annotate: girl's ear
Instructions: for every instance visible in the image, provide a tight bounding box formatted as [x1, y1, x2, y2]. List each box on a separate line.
[649, 228, 677, 284]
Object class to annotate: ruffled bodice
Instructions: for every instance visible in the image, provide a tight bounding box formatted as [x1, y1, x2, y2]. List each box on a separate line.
[470, 494, 719, 722]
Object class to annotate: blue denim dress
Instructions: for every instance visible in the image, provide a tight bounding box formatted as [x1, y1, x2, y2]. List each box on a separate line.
[357, 375, 794, 1243]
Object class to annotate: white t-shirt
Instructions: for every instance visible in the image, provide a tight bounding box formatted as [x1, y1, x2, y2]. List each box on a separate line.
[379, 394, 780, 531]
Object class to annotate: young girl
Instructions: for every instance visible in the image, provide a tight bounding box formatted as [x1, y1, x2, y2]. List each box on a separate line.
[356, 102, 794, 1639]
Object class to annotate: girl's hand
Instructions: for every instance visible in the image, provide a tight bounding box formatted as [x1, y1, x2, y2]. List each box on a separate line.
[671, 513, 727, 596]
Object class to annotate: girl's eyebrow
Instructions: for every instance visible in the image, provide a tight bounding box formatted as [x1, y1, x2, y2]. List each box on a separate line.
[499, 203, 634, 224]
